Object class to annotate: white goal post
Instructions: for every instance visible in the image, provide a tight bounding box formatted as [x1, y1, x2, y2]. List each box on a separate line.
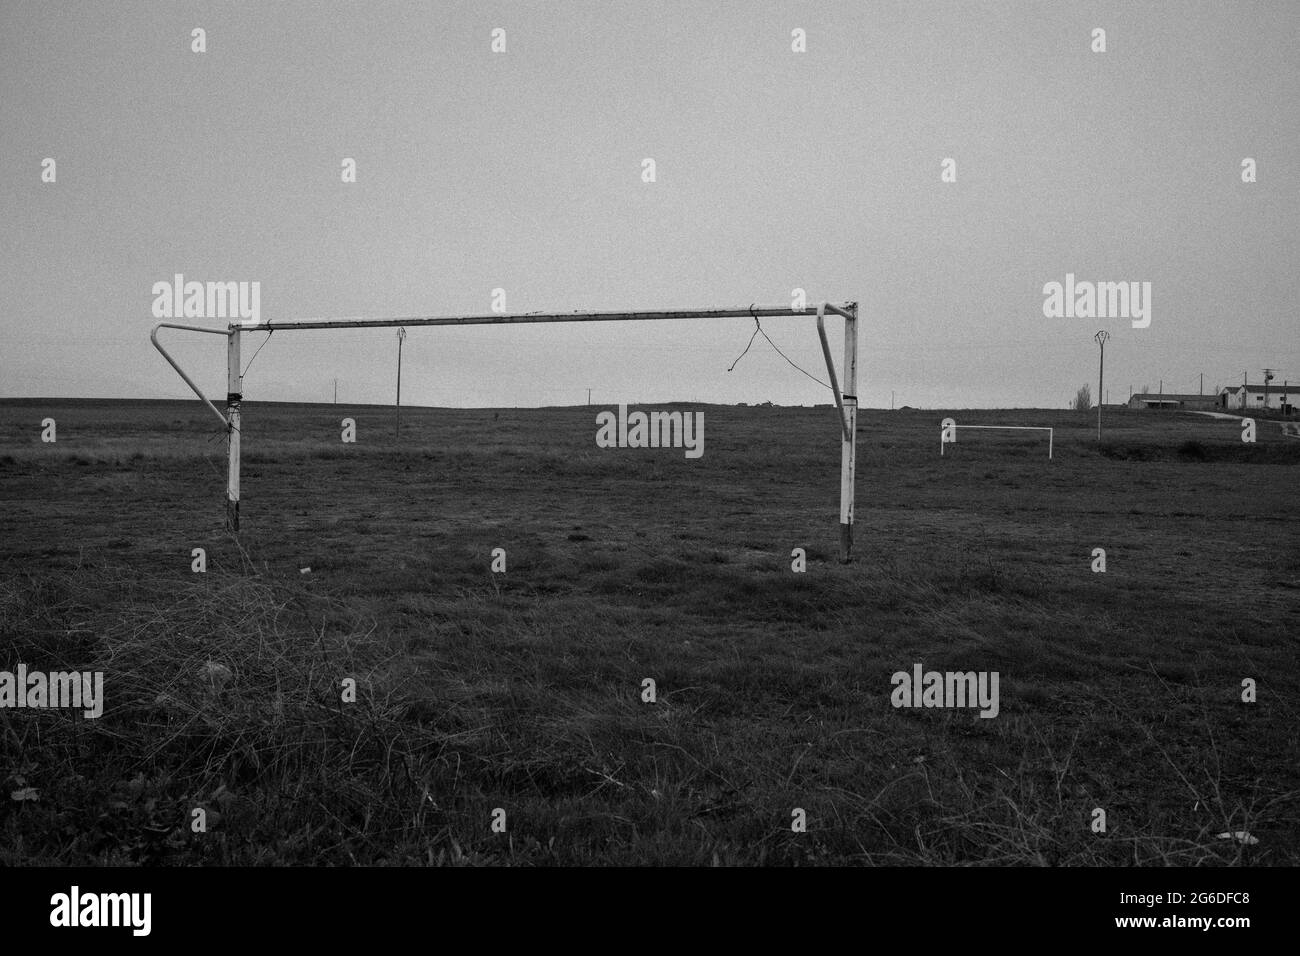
[151, 301, 863, 561]
[940, 419, 1053, 459]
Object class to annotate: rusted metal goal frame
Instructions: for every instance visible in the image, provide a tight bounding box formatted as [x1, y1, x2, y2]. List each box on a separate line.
[152, 301, 861, 560]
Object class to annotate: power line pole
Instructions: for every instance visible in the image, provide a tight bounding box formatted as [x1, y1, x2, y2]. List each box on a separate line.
[586, 388, 592, 405]
[334, 378, 338, 405]
[1264, 368, 1275, 413]
[395, 327, 406, 438]
[1094, 330, 1109, 441]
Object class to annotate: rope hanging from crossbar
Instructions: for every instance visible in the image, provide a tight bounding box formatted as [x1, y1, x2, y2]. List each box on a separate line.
[241, 330, 274, 378]
[727, 310, 832, 390]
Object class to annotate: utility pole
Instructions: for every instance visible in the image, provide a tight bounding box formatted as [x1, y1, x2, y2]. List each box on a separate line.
[395, 327, 406, 438]
[1199, 372, 1203, 396]
[334, 378, 338, 405]
[586, 388, 592, 405]
[891, 390, 895, 410]
[1094, 330, 1109, 441]
[1264, 368, 1275, 413]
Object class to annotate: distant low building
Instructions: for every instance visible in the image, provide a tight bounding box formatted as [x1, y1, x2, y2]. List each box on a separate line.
[1218, 384, 1297, 413]
[1127, 392, 1219, 411]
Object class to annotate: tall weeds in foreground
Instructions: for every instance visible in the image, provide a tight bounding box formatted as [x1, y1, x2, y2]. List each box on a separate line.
[2, 548, 1295, 865]
[0, 553, 501, 864]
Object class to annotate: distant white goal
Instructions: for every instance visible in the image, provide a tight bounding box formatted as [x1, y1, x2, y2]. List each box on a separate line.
[940, 418, 1053, 459]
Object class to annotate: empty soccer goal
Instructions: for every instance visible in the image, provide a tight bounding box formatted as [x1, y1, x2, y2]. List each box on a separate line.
[940, 418, 1053, 459]
[152, 302, 861, 560]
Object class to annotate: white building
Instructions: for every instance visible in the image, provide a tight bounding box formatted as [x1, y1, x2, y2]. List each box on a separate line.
[1218, 384, 1297, 413]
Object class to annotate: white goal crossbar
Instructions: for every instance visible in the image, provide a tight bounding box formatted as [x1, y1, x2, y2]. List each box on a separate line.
[151, 301, 863, 561]
[940, 422, 1053, 459]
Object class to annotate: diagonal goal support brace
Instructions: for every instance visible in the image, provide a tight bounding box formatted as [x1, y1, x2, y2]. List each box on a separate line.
[816, 303, 852, 443]
[148, 322, 242, 530]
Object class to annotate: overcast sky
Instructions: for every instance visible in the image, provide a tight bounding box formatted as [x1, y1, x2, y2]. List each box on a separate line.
[3, 1, 1297, 408]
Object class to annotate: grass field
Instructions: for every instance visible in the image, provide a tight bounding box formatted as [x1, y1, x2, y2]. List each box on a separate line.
[1, 398, 1297, 865]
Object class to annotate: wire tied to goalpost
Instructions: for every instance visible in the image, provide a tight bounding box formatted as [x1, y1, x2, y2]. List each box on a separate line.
[727, 305, 833, 391]
[241, 330, 274, 378]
